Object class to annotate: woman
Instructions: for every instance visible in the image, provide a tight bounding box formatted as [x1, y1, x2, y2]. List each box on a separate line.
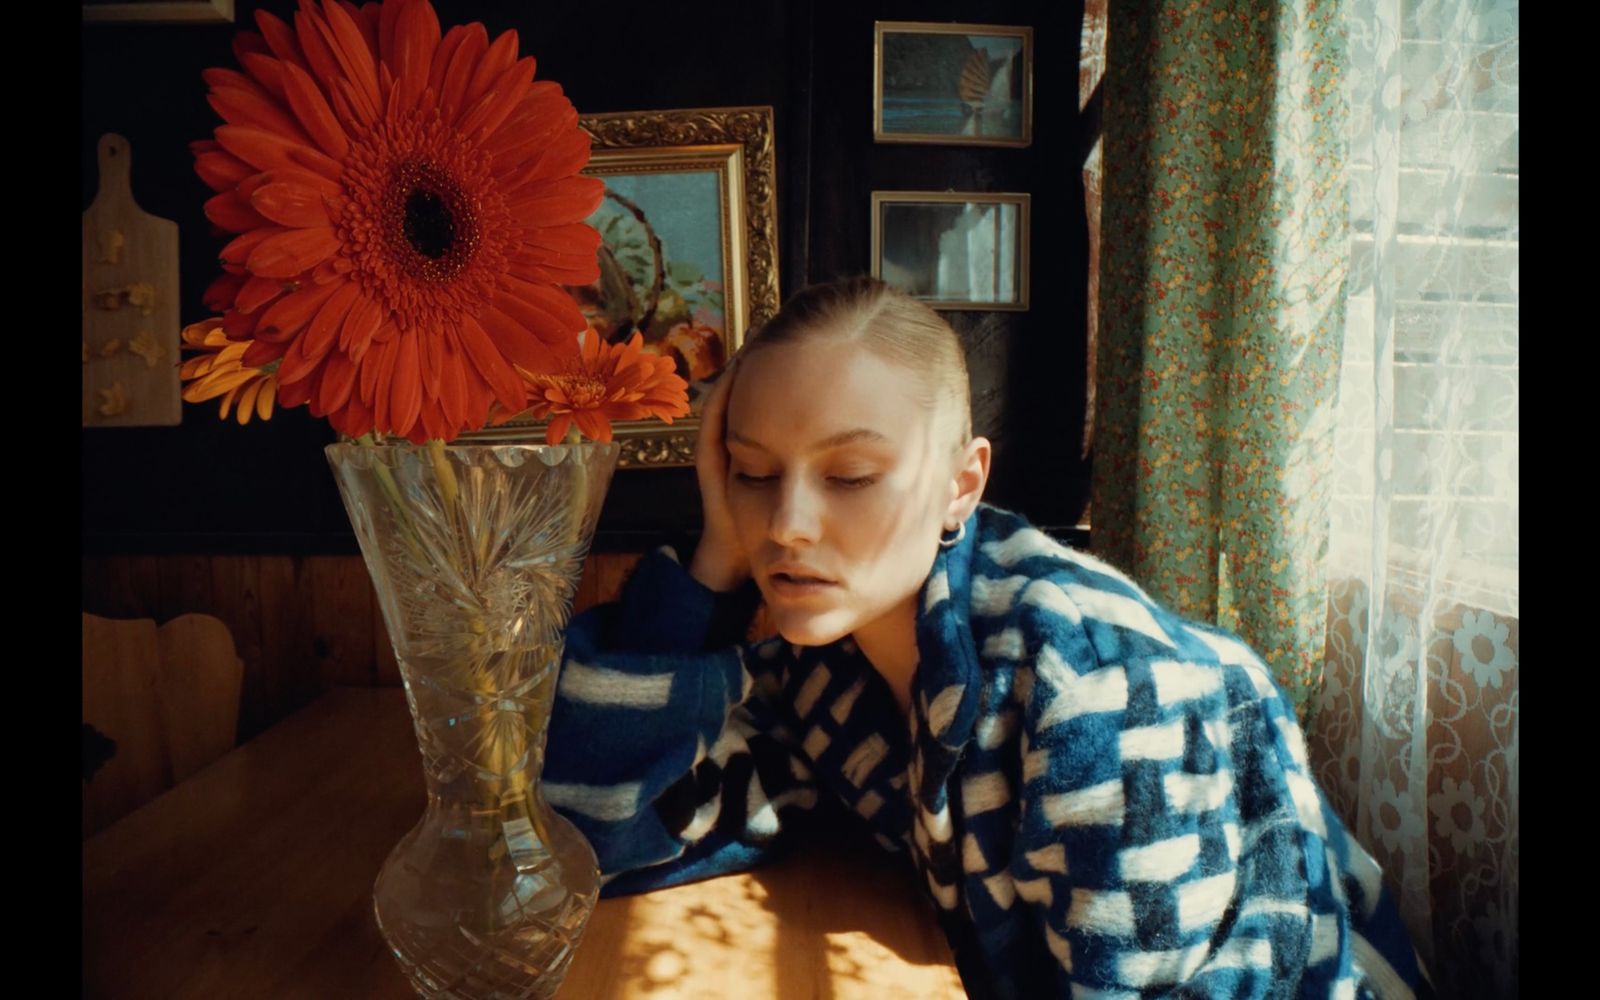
[544, 277, 1427, 999]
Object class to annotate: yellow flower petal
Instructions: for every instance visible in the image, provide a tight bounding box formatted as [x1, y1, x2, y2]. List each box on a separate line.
[255, 379, 277, 421]
[217, 385, 242, 420]
[236, 380, 264, 425]
[184, 370, 257, 402]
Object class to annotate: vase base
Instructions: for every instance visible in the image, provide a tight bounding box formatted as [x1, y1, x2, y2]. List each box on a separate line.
[377, 891, 595, 1000]
[374, 811, 599, 1000]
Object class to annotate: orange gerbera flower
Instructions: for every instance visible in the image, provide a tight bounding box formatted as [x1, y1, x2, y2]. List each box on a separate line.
[192, 0, 603, 443]
[180, 320, 279, 424]
[518, 331, 690, 445]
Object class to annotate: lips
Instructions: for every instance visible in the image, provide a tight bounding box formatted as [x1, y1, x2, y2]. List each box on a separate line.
[768, 576, 836, 599]
[767, 563, 836, 585]
[766, 563, 838, 598]
[771, 571, 832, 584]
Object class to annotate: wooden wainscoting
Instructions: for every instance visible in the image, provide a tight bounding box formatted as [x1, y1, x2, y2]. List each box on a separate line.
[82, 552, 645, 742]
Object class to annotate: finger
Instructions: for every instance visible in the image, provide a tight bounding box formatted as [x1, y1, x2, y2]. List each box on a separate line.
[697, 362, 738, 455]
[704, 359, 737, 426]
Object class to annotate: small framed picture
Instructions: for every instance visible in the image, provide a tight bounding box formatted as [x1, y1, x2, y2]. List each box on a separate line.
[871, 192, 1031, 311]
[82, 0, 233, 22]
[873, 21, 1033, 147]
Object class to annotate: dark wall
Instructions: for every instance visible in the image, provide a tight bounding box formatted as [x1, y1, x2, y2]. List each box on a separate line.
[81, 0, 1089, 555]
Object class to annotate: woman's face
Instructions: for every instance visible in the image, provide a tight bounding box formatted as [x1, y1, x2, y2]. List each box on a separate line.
[724, 336, 956, 647]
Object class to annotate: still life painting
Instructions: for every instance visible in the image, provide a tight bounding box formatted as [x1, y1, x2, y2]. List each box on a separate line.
[566, 165, 729, 393]
[480, 105, 781, 467]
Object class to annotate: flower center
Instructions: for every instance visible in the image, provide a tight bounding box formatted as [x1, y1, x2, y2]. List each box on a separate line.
[384, 160, 479, 283]
[337, 113, 513, 334]
[404, 188, 455, 259]
[536, 372, 608, 408]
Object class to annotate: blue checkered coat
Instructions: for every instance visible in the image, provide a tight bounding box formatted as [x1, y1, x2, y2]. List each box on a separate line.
[545, 504, 1427, 998]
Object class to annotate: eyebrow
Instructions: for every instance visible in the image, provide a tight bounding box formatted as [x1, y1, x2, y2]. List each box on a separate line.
[726, 427, 890, 452]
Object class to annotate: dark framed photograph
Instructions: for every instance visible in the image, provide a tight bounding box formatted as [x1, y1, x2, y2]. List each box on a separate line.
[871, 191, 1030, 311]
[873, 21, 1033, 147]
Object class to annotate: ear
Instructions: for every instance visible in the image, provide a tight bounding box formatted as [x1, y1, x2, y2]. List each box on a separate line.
[943, 436, 991, 531]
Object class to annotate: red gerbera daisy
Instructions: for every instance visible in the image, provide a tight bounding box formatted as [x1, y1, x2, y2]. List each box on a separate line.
[193, 0, 604, 443]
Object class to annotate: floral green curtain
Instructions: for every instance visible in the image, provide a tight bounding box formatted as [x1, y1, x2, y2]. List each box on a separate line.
[1092, 1, 1347, 711]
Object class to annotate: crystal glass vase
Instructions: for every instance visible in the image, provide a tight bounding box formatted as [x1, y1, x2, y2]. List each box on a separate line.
[325, 440, 620, 999]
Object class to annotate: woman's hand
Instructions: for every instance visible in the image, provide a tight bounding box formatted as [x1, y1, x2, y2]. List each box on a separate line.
[689, 363, 752, 592]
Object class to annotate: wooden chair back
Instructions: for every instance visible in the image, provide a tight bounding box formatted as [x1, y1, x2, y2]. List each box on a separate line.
[82, 612, 243, 837]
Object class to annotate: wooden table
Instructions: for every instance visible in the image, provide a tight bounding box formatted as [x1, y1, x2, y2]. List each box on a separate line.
[83, 688, 966, 999]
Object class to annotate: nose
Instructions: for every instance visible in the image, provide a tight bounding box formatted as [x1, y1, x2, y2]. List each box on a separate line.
[769, 476, 821, 548]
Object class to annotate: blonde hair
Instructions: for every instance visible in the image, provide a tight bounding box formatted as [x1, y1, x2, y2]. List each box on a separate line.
[743, 277, 972, 449]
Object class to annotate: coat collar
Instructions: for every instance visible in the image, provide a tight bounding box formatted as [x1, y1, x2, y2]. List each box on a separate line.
[775, 504, 1022, 838]
[907, 504, 990, 805]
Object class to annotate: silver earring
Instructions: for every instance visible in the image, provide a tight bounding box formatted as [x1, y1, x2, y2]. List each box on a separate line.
[939, 521, 966, 549]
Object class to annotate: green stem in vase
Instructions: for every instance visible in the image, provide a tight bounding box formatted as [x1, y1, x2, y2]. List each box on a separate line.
[425, 438, 460, 511]
[563, 423, 590, 625]
[355, 432, 424, 561]
[513, 424, 592, 859]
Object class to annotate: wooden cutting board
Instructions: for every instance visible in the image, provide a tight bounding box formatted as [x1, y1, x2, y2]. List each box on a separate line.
[82, 132, 181, 427]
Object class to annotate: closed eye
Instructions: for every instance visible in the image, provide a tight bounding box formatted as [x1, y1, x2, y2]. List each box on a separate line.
[733, 472, 876, 489]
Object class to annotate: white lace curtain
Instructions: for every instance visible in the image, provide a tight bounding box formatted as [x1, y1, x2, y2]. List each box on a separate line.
[1305, 2, 1518, 997]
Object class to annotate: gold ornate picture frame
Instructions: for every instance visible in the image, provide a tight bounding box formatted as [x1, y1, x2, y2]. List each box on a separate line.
[871, 191, 1031, 311]
[873, 21, 1034, 148]
[474, 105, 779, 469]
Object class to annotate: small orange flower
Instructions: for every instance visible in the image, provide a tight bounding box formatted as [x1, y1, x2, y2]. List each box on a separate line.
[180, 319, 278, 424]
[517, 330, 689, 445]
